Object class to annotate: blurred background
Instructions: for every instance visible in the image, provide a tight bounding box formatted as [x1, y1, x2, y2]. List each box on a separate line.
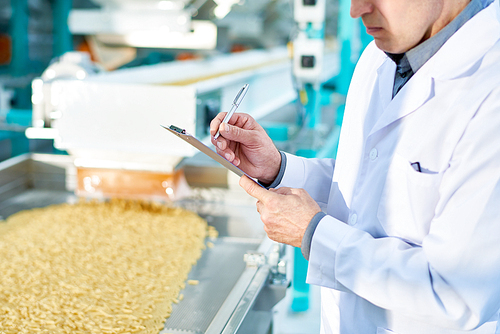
[0, 0, 372, 333]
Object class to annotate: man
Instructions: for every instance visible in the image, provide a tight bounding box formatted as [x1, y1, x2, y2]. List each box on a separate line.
[211, 0, 500, 332]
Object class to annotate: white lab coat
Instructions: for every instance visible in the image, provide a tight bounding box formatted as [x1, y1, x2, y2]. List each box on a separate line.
[278, 1, 500, 333]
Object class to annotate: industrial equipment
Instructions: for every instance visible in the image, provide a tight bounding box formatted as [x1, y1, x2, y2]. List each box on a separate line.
[289, 0, 328, 313]
[26, 48, 302, 174]
[0, 0, 351, 331]
[0, 153, 289, 334]
[18, 43, 321, 333]
[69, 0, 218, 50]
[18, 38, 344, 330]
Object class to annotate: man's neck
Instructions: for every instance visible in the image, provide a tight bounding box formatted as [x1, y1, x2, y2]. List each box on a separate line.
[424, 0, 472, 43]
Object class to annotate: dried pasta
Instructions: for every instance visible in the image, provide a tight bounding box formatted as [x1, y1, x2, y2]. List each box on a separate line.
[207, 226, 219, 239]
[0, 199, 208, 334]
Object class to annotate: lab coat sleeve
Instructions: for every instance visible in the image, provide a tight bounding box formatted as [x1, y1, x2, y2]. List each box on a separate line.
[277, 152, 335, 210]
[307, 88, 500, 330]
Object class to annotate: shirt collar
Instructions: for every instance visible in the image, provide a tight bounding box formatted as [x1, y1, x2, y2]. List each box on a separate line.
[385, 0, 490, 72]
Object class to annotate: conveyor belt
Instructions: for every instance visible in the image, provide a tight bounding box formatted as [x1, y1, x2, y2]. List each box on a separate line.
[164, 238, 259, 334]
[0, 154, 279, 334]
[0, 189, 77, 219]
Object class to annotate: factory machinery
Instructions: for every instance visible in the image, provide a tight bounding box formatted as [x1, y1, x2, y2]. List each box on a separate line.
[17, 43, 338, 334]
[0, 0, 363, 332]
[2, 50, 295, 334]
[0, 151, 288, 334]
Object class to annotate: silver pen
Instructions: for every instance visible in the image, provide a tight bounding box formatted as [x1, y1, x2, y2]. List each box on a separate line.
[214, 83, 249, 140]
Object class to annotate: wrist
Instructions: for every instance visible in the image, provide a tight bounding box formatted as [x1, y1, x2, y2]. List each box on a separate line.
[259, 151, 286, 187]
[265, 150, 282, 182]
[301, 212, 326, 261]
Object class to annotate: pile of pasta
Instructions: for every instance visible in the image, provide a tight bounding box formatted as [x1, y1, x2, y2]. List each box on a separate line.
[0, 199, 208, 334]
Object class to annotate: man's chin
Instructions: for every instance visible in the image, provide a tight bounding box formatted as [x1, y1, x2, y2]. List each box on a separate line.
[374, 39, 409, 54]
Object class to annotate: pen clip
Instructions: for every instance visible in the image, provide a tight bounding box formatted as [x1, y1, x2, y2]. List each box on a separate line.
[213, 83, 249, 140]
[411, 162, 421, 172]
[232, 83, 249, 107]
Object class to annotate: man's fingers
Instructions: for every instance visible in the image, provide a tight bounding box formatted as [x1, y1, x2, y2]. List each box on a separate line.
[219, 123, 254, 144]
[240, 175, 270, 201]
[214, 137, 227, 151]
[210, 112, 227, 136]
[211, 112, 255, 137]
[272, 187, 293, 195]
[215, 146, 236, 163]
[256, 200, 263, 214]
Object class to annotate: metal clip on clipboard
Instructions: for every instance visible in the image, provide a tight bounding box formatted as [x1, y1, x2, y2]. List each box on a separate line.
[163, 125, 265, 188]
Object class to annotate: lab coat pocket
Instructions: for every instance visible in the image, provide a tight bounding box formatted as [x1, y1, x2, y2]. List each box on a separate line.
[376, 328, 398, 334]
[377, 153, 443, 244]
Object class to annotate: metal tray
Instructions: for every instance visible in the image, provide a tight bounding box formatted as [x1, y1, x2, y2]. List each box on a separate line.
[0, 154, 282, 334]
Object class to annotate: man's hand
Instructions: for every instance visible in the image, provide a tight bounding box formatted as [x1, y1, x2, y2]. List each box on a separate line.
[240, 175, 321, 248]
[210, 112, 281, 184]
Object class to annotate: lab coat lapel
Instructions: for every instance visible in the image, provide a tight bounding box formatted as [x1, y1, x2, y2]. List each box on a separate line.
[369, 0, 500, 137]
[376, 58, 395, 111]
[370, 71, 433, 137]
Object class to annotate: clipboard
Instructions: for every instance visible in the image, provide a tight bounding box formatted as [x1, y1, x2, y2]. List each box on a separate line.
[162, 125, 265, 188]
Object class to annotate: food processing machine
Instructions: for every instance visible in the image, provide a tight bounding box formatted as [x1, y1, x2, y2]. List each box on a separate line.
[0, 153, 288, 334]
[0, 0, 358, 330]
[26, 46, 337, 195]
[26, 48, 301, 175]
[6, 46, 334, 333]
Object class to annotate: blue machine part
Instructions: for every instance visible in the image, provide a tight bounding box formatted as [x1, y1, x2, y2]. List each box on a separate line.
[291, 247, 311, 312]
[10, 0, 29, 77]
[290, 0, 372, 313]
[52, 0, 73, 57]
[0, 109, 32, 158]
[1, 0, 73, 160]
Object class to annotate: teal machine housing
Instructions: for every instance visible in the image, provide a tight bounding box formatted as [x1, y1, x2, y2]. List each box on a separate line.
[0, 0, 72, 160]
[262, 0, 372, 313]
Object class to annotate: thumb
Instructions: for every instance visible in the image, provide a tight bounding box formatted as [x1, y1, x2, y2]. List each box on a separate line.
[220, 123, 254, 144]
[239, 175, 270, 201]
[271, 187, 293, 195]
